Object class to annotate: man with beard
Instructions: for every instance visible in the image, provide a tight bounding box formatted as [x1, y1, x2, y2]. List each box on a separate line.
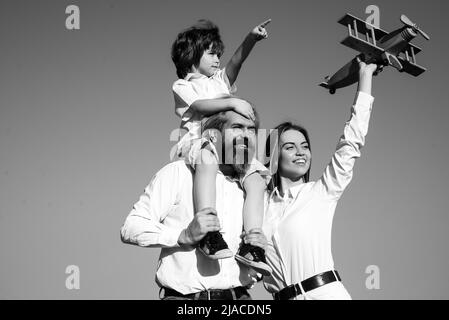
[120, 100, 266, 300]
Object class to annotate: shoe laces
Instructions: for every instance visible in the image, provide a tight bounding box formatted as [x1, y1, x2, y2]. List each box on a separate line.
[250, 246, 266, 263]
[201, 232, 228, 253]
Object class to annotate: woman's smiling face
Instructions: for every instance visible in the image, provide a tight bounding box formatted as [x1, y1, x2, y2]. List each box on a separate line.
[278, 129, 312, 181]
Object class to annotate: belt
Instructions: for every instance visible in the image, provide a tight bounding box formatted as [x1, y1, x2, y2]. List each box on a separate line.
[162, 286, 249, 300]
[274, 270, 342, 300]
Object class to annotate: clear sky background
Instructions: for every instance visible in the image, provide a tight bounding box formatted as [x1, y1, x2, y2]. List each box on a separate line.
[1, 0, 448, 299]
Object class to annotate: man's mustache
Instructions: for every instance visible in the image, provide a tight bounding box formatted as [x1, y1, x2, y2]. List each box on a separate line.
[231, 137, 252, 150]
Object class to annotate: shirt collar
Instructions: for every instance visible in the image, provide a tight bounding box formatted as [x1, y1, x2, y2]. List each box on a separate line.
[271, 186, 281, 199]
[184, 72, 206, 81]
[184, 70, 220, 81]
[270, 183, 306, 200]
[288, 183, 305, 199]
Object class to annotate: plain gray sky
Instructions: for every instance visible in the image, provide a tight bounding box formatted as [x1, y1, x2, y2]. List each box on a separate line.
[1, 0, 448, 299]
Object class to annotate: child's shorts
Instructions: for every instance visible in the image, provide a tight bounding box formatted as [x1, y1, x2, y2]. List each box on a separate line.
[184, 137, 271, 187]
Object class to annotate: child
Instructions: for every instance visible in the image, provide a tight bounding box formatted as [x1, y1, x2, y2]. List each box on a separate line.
[171, 19, 272, 276]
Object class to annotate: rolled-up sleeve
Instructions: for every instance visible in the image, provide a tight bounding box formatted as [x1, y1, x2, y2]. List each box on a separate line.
[173, 80, 200, 119]
[120, 164, 185, 248]
[317, 91, 374, 199]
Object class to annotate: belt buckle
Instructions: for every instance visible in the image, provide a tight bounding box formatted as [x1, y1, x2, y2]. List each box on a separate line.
[332, 270, 341, 282]
[293, 283, 301, 298]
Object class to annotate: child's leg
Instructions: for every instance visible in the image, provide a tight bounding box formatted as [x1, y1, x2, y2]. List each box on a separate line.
[194, 148, 233, 259]
[235, 172, 272, 276]
[241, 172, 265, 233]
[193, 148, 218, 212]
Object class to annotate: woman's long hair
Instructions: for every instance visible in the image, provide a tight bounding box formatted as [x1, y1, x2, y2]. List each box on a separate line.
[265, 122, 312, 192]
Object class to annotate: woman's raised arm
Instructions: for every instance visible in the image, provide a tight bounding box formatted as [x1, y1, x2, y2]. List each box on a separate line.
[316, 59, 378, 200]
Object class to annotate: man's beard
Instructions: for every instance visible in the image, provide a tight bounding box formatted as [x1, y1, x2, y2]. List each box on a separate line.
[233, 162, 251, 175]
[224, 137, 254, 175]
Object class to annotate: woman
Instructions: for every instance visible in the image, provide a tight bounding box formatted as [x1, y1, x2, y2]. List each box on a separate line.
[250, 58, 379, 299]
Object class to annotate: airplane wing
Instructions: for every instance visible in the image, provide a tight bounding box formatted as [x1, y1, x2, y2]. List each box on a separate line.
[401, 42, 423, 56]
[396, 42, 426, 76]
[338, 13, 389, 41]
[397, 58, 426, 76]
[397, 56, 426, 76]
[337, 14, 386, 61]
[340, 33, 385, 60]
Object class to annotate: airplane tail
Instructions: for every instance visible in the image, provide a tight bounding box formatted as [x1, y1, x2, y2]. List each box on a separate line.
[319, 76, 336, 94]
[319, 76, 330, 88]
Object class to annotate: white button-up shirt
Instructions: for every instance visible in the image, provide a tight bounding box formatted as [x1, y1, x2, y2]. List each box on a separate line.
[172, 69, 236, 158]
[120, 160, 255, 294]
[263, 92, 374, 298]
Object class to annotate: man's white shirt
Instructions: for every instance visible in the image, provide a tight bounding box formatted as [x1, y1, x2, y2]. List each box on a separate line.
[120, 160, 255, 294]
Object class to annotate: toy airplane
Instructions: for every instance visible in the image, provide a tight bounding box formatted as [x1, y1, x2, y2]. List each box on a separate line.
[320, 14, 430, 94]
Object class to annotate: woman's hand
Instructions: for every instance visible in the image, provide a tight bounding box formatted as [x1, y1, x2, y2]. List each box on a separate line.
[356, 55, 380, 95]
[357, 55, 381, 75]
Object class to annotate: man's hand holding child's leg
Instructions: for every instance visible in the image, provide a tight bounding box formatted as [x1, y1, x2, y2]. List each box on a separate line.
[178, 208, 221, 246]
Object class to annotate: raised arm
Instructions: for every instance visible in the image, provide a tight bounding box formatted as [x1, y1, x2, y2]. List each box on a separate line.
[225, 19, 271, 86]
[357, 56, 379, 96]
[317, 58, 378, 199]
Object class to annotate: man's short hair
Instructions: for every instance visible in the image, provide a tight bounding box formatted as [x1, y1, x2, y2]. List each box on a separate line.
[202, 97, 259, 133]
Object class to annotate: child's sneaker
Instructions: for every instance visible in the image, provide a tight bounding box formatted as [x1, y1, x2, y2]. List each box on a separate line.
[235, 243, 272, 276]
[198, 231, 233, 260]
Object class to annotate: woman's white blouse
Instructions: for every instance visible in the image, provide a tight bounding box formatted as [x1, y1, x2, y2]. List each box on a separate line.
[263, 92, 374, 294]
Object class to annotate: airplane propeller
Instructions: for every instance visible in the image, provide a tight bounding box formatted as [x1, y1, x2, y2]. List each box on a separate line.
[400, 14, 430, 40]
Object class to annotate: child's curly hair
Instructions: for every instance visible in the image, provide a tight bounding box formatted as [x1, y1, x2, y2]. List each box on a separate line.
[171, 20, 225, 79]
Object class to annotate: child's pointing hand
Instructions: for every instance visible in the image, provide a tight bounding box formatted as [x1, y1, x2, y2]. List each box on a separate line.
[250, 19, 271, 41]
